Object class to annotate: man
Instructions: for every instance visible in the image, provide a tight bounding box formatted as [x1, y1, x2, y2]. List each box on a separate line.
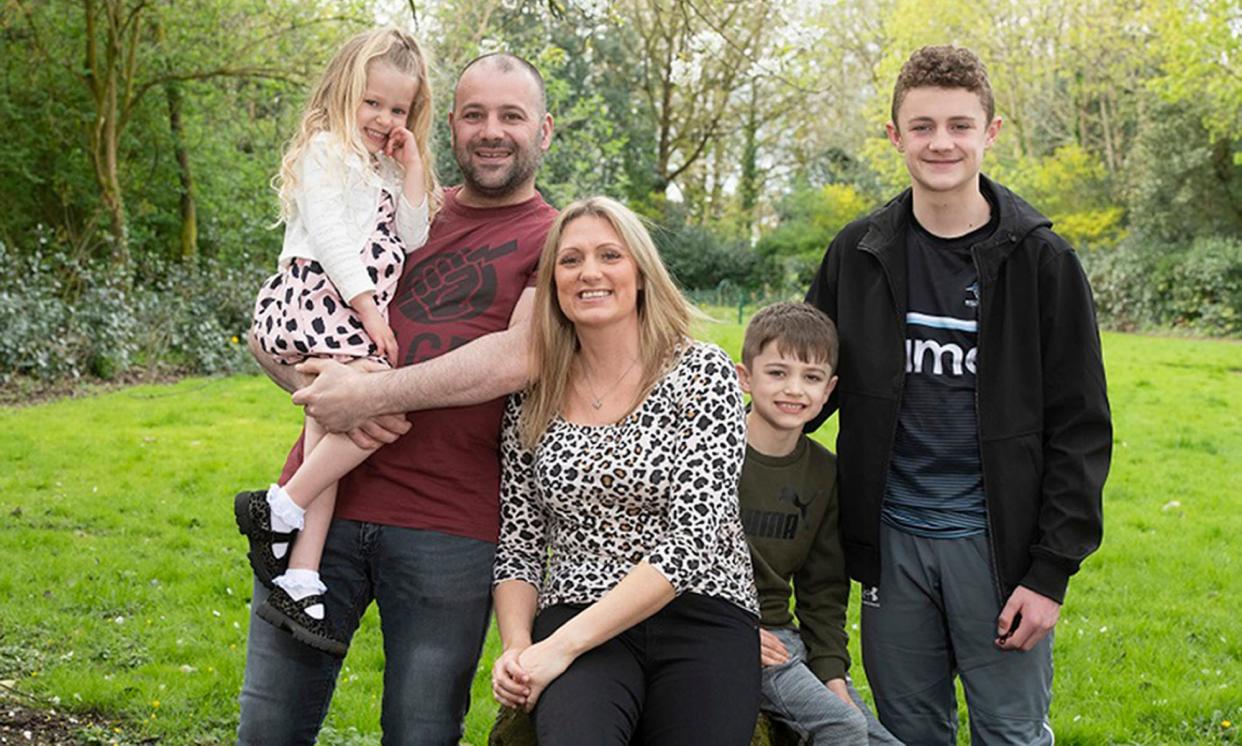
[805, 46, 1111, 744]
[237, 52, 558, 745]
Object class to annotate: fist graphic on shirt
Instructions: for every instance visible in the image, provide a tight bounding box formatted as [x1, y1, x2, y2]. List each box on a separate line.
[397, 240, 519, 324]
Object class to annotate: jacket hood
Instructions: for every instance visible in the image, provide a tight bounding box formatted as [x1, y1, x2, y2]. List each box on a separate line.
[858, 174, 1055, 283]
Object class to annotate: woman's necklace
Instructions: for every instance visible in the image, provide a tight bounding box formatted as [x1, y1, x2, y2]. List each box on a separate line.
[580, 355, 640, 410]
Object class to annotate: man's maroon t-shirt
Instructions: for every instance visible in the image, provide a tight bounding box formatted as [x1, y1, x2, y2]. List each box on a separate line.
[278, 187, 558, 543]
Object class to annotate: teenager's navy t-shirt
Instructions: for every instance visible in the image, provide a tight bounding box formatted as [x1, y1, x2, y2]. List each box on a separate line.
[882, 195, 997, 538]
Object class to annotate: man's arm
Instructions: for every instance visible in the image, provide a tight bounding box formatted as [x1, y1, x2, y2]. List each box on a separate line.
[248, 330, 312, 394]
[293, 287, 535, 432]
[249, 330, 411, 448]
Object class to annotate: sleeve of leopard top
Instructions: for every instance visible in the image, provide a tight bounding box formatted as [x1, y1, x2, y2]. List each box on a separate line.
[493, 394, 549, 591]
[646, 343, 747, 594]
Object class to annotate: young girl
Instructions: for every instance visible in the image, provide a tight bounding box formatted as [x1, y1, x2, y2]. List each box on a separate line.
[234, 27, 437, 657]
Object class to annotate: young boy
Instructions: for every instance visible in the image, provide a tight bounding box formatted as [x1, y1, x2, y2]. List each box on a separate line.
[736, 302, 900, 746]
[805, 46, 1111, 743]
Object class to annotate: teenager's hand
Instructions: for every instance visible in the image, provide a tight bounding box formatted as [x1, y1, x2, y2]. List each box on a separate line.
[384, 127, 423, 173]
[825, 678, 859, 710]
[759, 628, 791, 666]
[516, 638, 576, 712]
[491, 647, 532, 710]
[995, 585, 1061, 651]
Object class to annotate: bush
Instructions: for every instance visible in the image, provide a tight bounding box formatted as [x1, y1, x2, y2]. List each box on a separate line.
[1084, 233, 1242, 336]
[649, 214, 759, 292]
[755, 182, 874, 289]
[0, 242, 261, 383]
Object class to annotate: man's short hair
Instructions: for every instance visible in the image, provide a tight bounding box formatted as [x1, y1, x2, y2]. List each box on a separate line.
[458, 52, 547, 115]
[741, 302, 839, 371]
[891, 45, 994, 125]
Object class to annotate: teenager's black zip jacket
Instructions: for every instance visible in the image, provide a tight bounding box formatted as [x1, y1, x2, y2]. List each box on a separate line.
[805, 175, 1110, 605]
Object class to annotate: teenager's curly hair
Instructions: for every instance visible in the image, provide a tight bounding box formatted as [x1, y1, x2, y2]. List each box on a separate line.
[891, 45, 994, 125]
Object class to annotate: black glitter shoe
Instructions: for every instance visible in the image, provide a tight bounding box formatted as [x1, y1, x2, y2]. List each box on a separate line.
[233, 490, 298, 588]
[257, 585, 349, 658]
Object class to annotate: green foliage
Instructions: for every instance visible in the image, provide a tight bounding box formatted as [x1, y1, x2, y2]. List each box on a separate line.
[1085, 233, 1242, 336]
[0, 243, 260, 381]
[649, 207, 758, 292]
[1124, 101, 1242, 244]
[992, 144, 1126, 250]
[0, 0, 366, 266]
[755, 182, 874, 289]
[1, 0, 1240, 398]
[1148, 0, 1242, 142]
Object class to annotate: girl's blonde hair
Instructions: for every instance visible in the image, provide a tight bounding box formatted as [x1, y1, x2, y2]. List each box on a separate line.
[519, 196, 697, 448]
[276, 27, 439, 219]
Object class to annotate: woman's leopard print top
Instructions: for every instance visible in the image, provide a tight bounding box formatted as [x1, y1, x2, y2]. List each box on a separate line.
[494, 341, 759, 616]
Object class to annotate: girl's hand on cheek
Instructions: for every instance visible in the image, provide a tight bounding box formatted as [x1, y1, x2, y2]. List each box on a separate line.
[385, 127, 422, 172]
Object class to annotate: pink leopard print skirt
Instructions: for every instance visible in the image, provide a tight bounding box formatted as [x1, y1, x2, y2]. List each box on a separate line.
[253, 190, 405, 366]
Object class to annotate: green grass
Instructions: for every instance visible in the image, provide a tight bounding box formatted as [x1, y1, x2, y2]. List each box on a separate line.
[1, 327, 1239, 744]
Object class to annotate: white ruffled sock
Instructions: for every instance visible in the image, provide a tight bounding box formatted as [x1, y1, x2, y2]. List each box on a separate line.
[273, 569, 327, 620]
[265, 484, 305, 560]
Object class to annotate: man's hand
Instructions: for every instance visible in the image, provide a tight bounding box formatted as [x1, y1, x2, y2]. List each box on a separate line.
[293, 359, 409, 446]
[249, 331, 314, 394]
[759, 628, 791, 667]
[825, 678, 859, 710]
[345, 412, 412, 449]
[995, 585, 1061, 651]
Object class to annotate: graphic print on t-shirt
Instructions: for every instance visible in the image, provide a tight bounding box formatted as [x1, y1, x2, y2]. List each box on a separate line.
[741, 485, 817, 540]
[392, 239, 521, 366]
[883, 218, 989, 538]
[395, 240, 520, 324]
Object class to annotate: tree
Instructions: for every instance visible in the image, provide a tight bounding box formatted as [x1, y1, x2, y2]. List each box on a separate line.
[623, 0, 777, 196]
[11, 0, 367, 268]
[1150, 0, 1242, 143]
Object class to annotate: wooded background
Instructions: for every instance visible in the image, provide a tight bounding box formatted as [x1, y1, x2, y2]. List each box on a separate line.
[2, 0, 1239, 383]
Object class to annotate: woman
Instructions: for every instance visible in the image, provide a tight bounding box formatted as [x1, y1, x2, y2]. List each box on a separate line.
[490, 196, 760, 745]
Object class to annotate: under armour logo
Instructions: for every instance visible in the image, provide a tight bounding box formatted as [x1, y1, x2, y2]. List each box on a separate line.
[861, 586, 880, 607]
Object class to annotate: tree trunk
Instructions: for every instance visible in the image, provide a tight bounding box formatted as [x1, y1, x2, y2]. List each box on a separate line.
[84, 0, 130, 268]
[739, 82, 760, 238]
[99, 62, 129, 266]
[165, 81, 198, 260]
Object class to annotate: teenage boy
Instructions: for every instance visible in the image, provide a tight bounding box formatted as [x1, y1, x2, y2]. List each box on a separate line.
[805, 46, 1111, 744]
[736, 303, 901, 746]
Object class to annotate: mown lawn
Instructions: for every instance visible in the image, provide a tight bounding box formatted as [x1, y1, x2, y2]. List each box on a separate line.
[1, 327, 1239, 744]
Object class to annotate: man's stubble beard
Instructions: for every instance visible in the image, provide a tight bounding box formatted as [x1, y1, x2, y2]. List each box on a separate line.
[454, 136, 544, 201]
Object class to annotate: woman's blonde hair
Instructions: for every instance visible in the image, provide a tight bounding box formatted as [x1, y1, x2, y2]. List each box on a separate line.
[519, 196, 698, 448]
[276, 27, 439, 219]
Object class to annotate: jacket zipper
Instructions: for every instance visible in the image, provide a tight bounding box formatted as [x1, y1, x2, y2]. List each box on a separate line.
[971, 242, 1007, 608]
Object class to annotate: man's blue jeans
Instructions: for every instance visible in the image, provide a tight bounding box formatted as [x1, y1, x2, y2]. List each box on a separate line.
[236, 519, 496, 746]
